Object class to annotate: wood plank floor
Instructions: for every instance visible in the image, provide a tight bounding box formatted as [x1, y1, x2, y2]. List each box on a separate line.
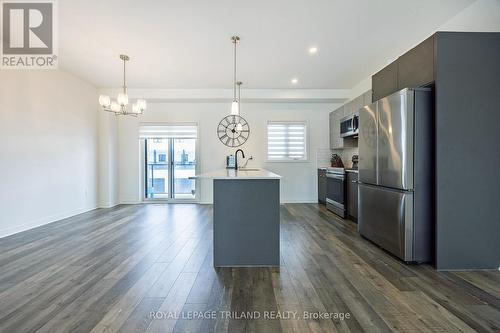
[0, 204, 499, 333]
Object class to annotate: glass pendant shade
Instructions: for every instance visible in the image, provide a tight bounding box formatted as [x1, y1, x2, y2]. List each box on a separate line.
[99, 94, 111, 107]
[236, 123, 243, 131]
[136, 99, 147, 111]
[231, 100, 239, 115]
[117, 92, 129, 106]
[110, 101, 120, 112]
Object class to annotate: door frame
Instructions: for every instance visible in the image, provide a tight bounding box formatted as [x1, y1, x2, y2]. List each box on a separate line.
[140, 130, 200, 203]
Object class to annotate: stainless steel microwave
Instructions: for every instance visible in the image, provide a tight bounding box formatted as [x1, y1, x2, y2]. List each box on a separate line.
[340, 114, 359, 138]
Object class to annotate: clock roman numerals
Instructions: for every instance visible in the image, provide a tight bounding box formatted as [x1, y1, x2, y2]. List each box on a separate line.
[217, 115, 250, 147]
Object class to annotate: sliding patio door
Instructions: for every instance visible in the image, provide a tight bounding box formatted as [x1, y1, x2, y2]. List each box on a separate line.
[141, 124, 198, 200]
[172, 138, 197, 199]
[145, 138, 170, 198]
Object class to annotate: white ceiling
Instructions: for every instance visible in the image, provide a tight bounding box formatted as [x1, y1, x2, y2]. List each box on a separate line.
[58, 0, 475, 89]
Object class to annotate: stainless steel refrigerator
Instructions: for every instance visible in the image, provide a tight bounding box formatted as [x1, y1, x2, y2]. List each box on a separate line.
[358, 88, 433, 263]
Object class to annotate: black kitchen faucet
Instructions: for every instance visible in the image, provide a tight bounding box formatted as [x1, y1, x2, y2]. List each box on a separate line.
[235, 149, 245, 170]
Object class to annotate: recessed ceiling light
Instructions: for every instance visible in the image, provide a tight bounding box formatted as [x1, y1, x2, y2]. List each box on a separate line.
[291, 78, 298, 84]
[309, 47, 318, 54]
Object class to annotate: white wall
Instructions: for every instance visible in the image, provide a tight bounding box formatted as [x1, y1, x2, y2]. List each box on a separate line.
[98, 111, 119, 207]
[437, 0, 500, 31]
[117, 102, 339, 204]
[349, 78, 372, 100]
[0, 70, 99, 237]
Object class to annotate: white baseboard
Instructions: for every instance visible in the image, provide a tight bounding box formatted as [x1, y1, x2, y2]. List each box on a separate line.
[98, 202, 119, 209]
[119, 200, 142, 205]
[281, 199, 318, 204]
[0, 204, 98, 239]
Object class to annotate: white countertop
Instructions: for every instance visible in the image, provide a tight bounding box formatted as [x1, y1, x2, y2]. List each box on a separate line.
[195, 169, 281, 180]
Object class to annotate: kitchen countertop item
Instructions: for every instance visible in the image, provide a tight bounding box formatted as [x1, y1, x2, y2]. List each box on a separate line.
[330, 154, 344, 167]
[351, 155, 359, 170]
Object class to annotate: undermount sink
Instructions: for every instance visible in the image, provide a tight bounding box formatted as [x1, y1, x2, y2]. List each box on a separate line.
[238, 168, 260, 171]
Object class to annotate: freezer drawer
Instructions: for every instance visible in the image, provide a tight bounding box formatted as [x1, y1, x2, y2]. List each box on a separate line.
[358, 184, 414, 261]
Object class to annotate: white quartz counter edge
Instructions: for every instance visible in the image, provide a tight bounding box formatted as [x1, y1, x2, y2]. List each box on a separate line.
[195, 169, 281, 179]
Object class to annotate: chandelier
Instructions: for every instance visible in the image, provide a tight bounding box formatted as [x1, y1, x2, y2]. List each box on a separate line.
[98, 54, 146, 116]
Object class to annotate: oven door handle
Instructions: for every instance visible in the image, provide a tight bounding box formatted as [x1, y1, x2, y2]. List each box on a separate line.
[327, 174, 345, 180]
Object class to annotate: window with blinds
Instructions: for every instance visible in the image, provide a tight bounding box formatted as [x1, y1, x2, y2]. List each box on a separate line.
[139, 123, 198, 139]
[267, 121, 307, 161]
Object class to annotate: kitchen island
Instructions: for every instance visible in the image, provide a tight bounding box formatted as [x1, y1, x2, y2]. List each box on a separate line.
[196, 169, 281, 267]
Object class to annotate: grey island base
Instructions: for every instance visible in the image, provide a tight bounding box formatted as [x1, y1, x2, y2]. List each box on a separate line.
[197, 169, 281, 267]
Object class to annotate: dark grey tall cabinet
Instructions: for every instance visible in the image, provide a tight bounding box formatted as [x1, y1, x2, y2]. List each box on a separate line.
[434, 33, 500, 270]
[371, 32, 500, 270]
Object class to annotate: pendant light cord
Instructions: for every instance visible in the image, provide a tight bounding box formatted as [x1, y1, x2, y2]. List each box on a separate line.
[233, 39, 237, 100]
[123, 57, 127, 93]
[238, 82, 241, 105]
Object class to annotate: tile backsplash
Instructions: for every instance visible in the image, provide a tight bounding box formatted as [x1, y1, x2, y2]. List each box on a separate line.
[316, 148, 332, 168]
[335, 147, 359, 168]
[316, 147, 359, 168]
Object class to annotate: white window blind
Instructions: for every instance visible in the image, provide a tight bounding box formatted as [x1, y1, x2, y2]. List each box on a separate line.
[139, 124, 198, 139]
[267, 121, 307, 161]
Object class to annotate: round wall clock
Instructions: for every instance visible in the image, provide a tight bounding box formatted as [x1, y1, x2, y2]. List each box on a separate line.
[217, 115, 250, 147]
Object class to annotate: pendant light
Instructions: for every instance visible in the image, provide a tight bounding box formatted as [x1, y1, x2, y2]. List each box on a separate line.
[230, 36, 240, 115]
[236, 81, 243, 131]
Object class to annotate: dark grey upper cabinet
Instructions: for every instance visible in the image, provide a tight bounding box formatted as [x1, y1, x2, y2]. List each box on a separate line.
[398, 35, 435, 89]
[329, 111, 335, 149]
[372, 61, 398, 101]
[352, 95, 364, 114]
[363, 90, 372, 106]
[373, 34, 436, 101]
